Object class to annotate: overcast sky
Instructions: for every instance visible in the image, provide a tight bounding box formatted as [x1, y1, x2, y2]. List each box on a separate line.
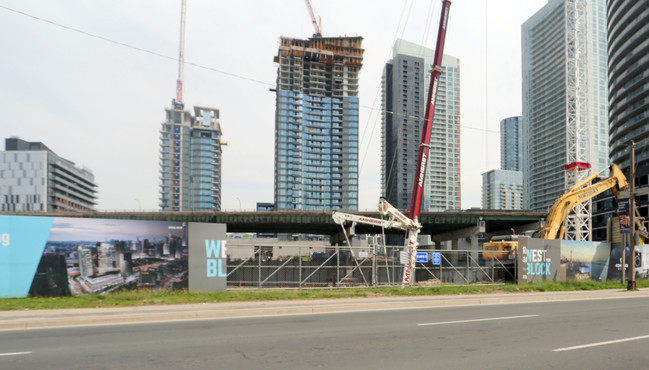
[0, 0, 548, 211]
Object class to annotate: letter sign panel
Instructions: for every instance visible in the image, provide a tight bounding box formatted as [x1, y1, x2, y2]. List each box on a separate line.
[189, 223, 227, 292]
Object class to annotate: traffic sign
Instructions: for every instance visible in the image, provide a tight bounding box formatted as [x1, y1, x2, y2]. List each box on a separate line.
[416, 252, 429, 263]
[432, 252, 441, 266]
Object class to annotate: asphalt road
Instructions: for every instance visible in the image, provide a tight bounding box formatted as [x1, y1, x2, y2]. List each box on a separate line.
[2, 294, 649, 369]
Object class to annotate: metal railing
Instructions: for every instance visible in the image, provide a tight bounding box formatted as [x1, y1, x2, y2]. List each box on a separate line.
[226, 245, 517, 288]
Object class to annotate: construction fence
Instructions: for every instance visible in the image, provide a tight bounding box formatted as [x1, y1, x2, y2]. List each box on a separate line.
[226, 244, 517, 288]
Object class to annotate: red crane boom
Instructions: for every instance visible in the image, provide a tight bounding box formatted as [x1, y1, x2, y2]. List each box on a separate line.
[304, 0, 322, 36]
[401, 0, 452, 286]
[409, 0, 451, 222]
[329, 1, 451, 286]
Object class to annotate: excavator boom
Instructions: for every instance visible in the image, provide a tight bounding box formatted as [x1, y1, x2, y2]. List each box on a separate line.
[483, 163, 630, 261]
[538, 164, 628, 239]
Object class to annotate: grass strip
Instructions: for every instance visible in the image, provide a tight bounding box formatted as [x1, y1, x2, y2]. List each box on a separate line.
[1, 280, 646, 311]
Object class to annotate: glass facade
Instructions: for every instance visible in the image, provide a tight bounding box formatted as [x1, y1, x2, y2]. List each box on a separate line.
[592, 0, 649, 241]
[522, 0, 609, 211]
[382, 39, 461, 212]
[500, 116, 523, 172]
[481, 169, 523, 210]
[159, 104, 223, 211]
[274, 36, 363, 211]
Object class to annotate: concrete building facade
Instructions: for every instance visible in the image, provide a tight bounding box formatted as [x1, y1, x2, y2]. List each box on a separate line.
[0, 137, 97, 212]
[522, 0, 609, 213]
[273, 36, 363, 211]
[159, 103, 223, 212]
[382, 39, 461, 212]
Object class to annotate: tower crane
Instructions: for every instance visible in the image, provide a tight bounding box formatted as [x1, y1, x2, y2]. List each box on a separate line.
[332, 0, 452, 286]
[174, 0, 187, 109]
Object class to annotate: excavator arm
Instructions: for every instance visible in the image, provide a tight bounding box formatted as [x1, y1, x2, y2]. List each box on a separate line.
[538, 164, 629, 239]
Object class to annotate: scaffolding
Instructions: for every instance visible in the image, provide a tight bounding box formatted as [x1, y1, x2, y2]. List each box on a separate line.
[563, 0, 591, 241]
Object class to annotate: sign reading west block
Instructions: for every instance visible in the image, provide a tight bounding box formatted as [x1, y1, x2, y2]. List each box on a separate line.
[189, 223, 227, 292]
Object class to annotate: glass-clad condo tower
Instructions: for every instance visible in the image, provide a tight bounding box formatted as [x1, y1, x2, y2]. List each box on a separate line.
[522, 0, 609, 212]
[500, 116, 523, 172]
[159, 103, 223, 211]
[382, 39, 461, 212]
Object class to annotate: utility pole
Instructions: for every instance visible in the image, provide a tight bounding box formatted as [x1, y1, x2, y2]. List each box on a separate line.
[628, 140, 637, 290]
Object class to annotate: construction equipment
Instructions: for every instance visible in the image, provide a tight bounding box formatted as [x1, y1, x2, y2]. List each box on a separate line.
[331, 0, 452, 286]
[304, 0, 322, 36]
[332, 197, 421, 239]
[171, 0, 187, 110]
[483, 163, 630, 260]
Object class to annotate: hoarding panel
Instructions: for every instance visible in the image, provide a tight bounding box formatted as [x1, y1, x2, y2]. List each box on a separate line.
[0, 215, 54, 298]
[188, 223, 227, 292]
[0, 215, 227, 298]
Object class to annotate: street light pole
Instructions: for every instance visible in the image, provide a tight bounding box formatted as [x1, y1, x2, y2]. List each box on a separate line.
[628, 140, 637, 290]
[134, 198, 142, 211]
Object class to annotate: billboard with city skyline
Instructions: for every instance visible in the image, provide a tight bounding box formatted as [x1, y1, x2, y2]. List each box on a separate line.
[1, 215, 226, 298]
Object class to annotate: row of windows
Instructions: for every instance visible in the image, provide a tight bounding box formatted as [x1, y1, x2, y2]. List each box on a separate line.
[276, 193, 358, 203]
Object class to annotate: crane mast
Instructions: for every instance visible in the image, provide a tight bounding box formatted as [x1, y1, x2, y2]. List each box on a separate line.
[175, 0, 187, 107]
[331, 0, 451, 287]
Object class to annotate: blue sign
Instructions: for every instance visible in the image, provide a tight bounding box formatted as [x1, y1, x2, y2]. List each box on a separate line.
[416, 252, 429, 263]
[432, 252, 441, 266]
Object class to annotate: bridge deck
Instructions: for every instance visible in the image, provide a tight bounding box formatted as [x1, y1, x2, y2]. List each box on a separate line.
[4, 210, 546, 236]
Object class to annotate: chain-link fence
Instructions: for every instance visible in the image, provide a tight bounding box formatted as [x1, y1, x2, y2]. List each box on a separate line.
[226, 244, 517, 288]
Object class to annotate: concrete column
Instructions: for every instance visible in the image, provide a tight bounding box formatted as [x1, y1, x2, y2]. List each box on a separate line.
[451, 238, 459, 264]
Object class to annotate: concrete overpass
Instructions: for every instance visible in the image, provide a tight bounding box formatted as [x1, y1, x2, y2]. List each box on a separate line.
[6, 210, 547, 243]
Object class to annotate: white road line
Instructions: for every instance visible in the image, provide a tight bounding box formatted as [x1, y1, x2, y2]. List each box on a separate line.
[418, 314, 539, 326]
[0, 351, 32, 357]
[553, 334, 649, 352]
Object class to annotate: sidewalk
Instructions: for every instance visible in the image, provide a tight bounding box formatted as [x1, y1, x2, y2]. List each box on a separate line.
[2, 288, 648, 331]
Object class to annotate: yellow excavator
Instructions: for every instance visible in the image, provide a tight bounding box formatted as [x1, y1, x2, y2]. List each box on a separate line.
[483, 163, 633, 260]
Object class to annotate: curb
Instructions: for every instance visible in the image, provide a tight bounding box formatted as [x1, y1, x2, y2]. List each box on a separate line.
[1, 289, 648, 331]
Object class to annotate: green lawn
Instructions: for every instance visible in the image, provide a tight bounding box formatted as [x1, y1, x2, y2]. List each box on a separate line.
[1, 280, 646, 311]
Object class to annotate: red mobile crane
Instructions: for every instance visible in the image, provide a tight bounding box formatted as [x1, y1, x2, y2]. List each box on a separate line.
[332, 0, 452, 286]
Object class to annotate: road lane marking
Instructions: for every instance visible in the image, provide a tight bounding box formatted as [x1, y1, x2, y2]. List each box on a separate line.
[0, 351, 32, 357]
[553, 334, 649, 352]
[418, 314, 538, 326]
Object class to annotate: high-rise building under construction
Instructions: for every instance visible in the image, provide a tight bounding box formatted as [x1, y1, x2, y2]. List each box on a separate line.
[273, 36, 363, 211]
[159, 103, 223, 212]
[158, 0, 224, 212]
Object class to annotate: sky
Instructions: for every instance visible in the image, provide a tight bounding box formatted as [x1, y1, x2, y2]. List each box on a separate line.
[48, 217, 185, 242]
[0, 0, 549, 212]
